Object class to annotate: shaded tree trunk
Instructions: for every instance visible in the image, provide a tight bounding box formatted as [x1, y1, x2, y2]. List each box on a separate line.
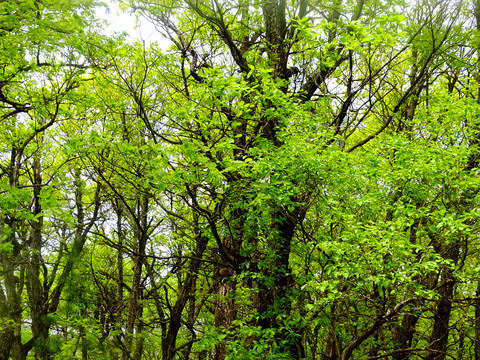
[252, 214, 304, 358]
[212, 207, 245, 360]
[391, 314, 419, 360]
[162, 230, 208, 360]
[475, 282, 480, 360]
[26, 154, 51, 360]
[322, 306, 340, 360]
[214, 262, 236, 360]
[424, 267, 456, 360]
[124, 195, 149, 360]
[424, 238, 459, 360]
[0, 260, 25, 360]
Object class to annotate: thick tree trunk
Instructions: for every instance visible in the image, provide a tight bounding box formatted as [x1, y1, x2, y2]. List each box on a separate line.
[390, 314, 419, 360]
[124, 252, 144, 358]
[212, 206, 245, 360]
[0, 262, 24, 360]
[26, 157, 52, 360]
[424, 236, 459, 360]
[0, 150, 25, 360]
[132, 308, 145, 360]
[114, 201, 125, 358]
[252, 214, 304, 358]
[475, 282, 480, 360]
[214, 264, 236, 360]
[391, 220, 421, 360]
[424, 267, 455, 360]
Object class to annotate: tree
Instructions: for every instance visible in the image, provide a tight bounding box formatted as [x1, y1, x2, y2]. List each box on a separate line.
[0, 0, 106, 358]
[2, 0, 480, 359]
[121, 0, 480, 358]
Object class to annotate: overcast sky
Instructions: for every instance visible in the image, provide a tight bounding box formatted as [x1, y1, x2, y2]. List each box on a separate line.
[95, 1, 167, 46]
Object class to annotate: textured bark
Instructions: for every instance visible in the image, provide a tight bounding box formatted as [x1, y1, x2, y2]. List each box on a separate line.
[390, 307, 422, 360]
[475, 282, 480, 360]
[262, 0, 288, 81]
[114, 200, 125, 357]
[251, 214, 304, 358]
[26, 156, 51, 360]
[424, 239, 459, 360]
[211, 203, 245, 360]
[214, 263, 236, 360]
[124, 252, 143, 358]
[0, 147, 24, 360]
[132, 307, 145, 360]
[124, 196, 148, 360]
[424, 268, 456, 360]
[0, 261, 24, 360]
[391, 314, 419, 360]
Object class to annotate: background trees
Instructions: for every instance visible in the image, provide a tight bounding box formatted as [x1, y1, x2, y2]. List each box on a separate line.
[0, 1, 107, 358]
[2, 0, 480, 359]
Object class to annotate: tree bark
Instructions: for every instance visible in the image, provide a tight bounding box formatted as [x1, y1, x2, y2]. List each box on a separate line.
[424, 238, 459, 360]
[424, 267, 455, 360]
[26, 155, 51, 360]
[214, 262, 236, 360]
[251, 214, 304, 358]
[124, 195, 148, 360]
[475, 282, 480, 360]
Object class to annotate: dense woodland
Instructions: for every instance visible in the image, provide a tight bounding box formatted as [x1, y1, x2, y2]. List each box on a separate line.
[2, 0, 480, 359]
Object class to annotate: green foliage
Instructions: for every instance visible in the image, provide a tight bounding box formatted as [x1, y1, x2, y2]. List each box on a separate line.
[1, 0, 480, 359]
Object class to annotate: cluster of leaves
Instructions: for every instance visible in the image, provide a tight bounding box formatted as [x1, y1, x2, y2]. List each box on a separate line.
[2, 0, 480, 360]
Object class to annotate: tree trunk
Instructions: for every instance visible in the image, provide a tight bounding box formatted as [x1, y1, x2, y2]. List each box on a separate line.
[214, 263, 236, 360]
[124, 196, 148, 360]
[162, 233, 208, 360]
[212, 206, 244, 360]
[475, 282, 480, 360]
[424, 240, 458, 360]
[26, 156, 51, 360]
[252, 214, 304, 358]
[424, 267, 455, 360]
[114, 200, 125, 359]
[322, 306, 340, 360]
[390, 314, 419, 360]
[0, 262, 24, 360]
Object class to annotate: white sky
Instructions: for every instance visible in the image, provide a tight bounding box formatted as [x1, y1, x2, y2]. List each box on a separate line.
[95, 1, 168, 46]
